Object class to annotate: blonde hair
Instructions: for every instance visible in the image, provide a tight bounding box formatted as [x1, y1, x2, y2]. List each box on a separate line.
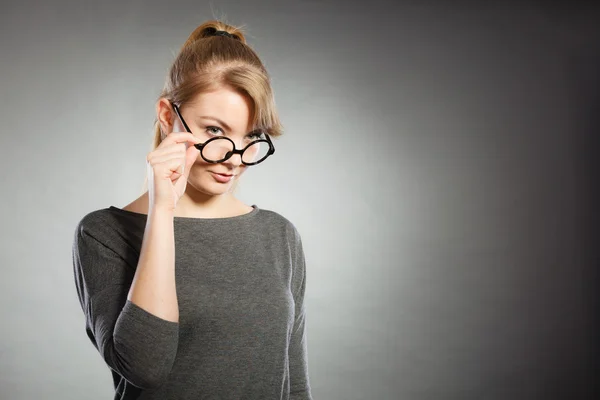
[152, 20, 283, 148]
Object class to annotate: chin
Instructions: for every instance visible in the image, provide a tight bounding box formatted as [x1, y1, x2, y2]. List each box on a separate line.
[187, 173, 238, 196]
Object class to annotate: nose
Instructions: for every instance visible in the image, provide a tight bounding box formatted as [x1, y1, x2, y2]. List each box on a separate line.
[224, 139, 247, 167]
[223, 149, 243, 168]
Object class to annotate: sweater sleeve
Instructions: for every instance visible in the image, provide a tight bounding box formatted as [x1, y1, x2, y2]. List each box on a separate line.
[72, 217, 179, 389]
[288, 227, 313, 399]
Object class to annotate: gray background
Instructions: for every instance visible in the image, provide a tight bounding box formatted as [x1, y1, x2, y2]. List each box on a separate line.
[1, 1, 598, 399]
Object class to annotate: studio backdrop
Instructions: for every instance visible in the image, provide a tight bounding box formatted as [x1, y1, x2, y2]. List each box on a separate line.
[0, 1, 598, 399]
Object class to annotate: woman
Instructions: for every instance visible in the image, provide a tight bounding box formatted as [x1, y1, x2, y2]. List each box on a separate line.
[72, 20, 313, 400]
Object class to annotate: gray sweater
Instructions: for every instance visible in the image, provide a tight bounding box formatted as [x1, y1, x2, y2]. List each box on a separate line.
[72, 205, 312, 399]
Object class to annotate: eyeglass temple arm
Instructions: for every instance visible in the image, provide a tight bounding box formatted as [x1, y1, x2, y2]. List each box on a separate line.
[173, 102, 274, 155]
[171, 103, 194, 134]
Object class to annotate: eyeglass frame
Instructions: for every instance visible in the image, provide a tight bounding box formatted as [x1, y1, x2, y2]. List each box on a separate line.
[171, 103, 275, 166]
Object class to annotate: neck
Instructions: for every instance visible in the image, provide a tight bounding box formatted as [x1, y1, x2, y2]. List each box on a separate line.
[138, 189, 242, 219]
[176, 188, 239, 218]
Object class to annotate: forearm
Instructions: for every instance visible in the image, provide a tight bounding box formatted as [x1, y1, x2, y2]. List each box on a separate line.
[127, 206, 179, 322]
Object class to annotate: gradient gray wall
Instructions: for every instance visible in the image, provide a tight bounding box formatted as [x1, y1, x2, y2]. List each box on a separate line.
[1, 1, 598, 399]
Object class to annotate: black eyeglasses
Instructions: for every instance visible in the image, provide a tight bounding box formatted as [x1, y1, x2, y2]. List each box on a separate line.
[172, 103, 275, 166]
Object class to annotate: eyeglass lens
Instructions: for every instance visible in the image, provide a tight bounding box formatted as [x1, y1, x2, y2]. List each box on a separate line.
[202, 137, 270, 164]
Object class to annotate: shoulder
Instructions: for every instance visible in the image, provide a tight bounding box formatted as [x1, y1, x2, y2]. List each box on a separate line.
[255, 206, 304, 245]
[75, 208, 113, 239]
[256, 206, 299, 230]
[73, 206, 146, 249]
[73, 207, 142, 293]
[76, 207, 114, 227]
[75, 208, 117, 239]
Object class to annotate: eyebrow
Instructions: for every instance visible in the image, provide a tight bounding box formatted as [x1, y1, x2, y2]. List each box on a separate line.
[198, 116, 232, 132]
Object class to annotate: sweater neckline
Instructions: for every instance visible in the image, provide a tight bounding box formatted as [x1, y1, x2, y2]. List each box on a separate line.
[108, 204, 260, 222]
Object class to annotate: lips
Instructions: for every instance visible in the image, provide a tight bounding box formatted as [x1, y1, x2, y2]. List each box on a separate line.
[209, 171, 235, 183]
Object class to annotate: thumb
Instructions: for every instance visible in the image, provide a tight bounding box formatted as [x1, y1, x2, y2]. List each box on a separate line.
[182, 145, 200, 179]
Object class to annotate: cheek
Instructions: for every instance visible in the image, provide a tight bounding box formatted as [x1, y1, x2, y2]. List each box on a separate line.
[192, 153, 211, 166]
[188, 160, 210, 175]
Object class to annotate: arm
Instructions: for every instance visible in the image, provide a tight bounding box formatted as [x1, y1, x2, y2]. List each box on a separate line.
[288, 227, 313, 400]
[128, 206, 179, 322]
[73, 130, 198, 389]
[72, 208, 179, 389]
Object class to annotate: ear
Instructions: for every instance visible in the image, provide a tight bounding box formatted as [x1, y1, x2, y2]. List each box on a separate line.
[156, 98, 174, 140]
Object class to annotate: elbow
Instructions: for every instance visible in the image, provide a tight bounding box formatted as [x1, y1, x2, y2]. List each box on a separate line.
[95, 300, 180, 389]
[106, 338, 177, 390]
[125, 367, 172, 390]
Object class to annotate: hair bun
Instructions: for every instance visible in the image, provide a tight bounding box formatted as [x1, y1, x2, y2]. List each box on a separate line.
[203, 27, 240, 40]
[182, 20, 246, 48]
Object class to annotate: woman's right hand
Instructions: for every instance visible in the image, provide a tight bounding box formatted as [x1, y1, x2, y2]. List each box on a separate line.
[146, 132, 201, 212]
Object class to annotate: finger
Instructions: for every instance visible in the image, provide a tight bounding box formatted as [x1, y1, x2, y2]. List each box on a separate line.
[149, 143, 187, 158]
[160, 158, 187, 180]
[170, 170, 183, 181]
[147, 152, 186, 169]
[161, 132, 202, 146]
[181, 145, 201, 179]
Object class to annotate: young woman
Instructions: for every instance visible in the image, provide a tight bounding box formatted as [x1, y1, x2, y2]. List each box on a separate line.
[72, 20, 313, 399]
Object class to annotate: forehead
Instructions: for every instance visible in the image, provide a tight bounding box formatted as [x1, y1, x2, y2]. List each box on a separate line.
[186, 87, 253, 131]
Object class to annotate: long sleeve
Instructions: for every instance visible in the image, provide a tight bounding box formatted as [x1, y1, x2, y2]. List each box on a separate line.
[72, 215, 179, 389]
[288, 227, 313, 399]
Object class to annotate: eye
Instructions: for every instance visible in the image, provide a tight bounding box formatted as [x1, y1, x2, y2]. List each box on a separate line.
[247, 130, 265, 141]
[206, 126, 224, 136]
